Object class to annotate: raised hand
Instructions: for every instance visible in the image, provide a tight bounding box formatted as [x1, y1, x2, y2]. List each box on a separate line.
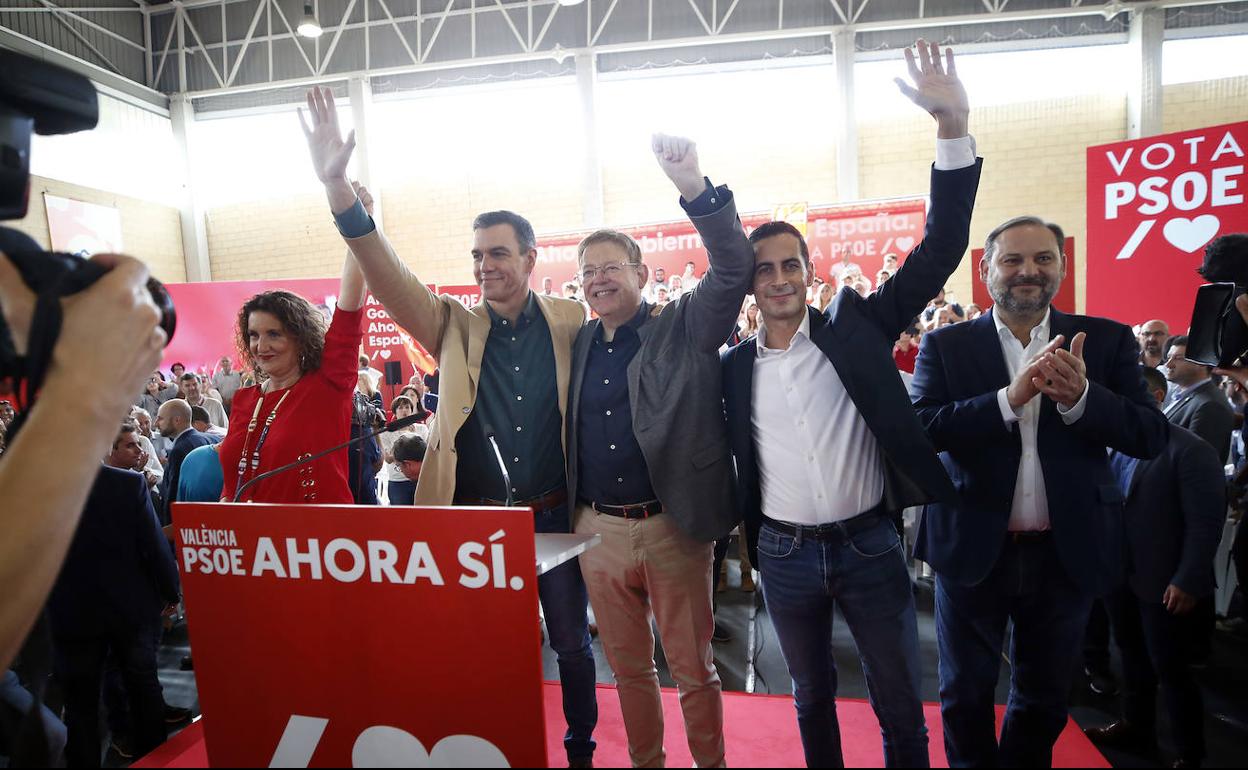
[894, 39, 969, 139]
[1034, 332, 1088, 409]
[299, 87, 356, 185]
[652, 133, 706, 203]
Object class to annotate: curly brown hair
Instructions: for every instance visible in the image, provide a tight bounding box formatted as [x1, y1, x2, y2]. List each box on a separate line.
[235, 291, 327, 375]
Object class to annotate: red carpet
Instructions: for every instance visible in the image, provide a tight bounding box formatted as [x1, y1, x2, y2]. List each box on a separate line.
[136, 682, 1108, 767]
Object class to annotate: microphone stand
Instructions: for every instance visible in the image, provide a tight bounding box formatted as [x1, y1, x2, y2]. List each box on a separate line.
[232, 414, 422, 503]
[485, 432, 513, 507]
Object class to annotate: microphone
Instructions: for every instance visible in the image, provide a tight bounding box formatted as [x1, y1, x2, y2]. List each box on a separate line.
[484, 428, 513, 507]
[231, 413, 425, 503]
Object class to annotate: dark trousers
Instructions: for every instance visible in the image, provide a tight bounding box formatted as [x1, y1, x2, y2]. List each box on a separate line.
[1106, 587, 1206, 762]
[935, 537, 1093, 768]
[758, 517, 929, 768]
[387, 479, 417, 506]
[536, 503, 599, 761]
[1082, 599, 1112, 673]
[55, 624, 166, 767]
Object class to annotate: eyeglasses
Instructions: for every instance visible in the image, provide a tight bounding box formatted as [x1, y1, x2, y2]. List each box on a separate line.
[578, 261, 638, 283]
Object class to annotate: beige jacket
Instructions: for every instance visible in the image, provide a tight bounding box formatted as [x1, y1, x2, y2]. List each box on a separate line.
[342, 229, 586, 505]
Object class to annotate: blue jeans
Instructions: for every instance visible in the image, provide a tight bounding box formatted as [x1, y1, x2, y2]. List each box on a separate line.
[1, 669, 67, 766]
[935, 537, 1093, 768]
[535, 503, 598, 761]
[387, 479, 416, 506]
[758, 516, 929, 768]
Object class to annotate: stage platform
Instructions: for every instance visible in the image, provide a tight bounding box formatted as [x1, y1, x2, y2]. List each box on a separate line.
[134, 681, 1108, 767]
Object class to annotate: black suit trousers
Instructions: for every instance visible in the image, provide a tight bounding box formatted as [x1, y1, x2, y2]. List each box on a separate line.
[1107, 588, 1205, 762]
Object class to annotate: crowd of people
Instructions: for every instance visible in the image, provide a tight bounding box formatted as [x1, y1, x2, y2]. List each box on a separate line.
[2, 38, 1246, 770]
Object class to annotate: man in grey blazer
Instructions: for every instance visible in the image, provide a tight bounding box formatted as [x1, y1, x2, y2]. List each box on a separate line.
[567, 135, 752, 768]
[1165, 335, 1234, 461]
[1087, 366, 1226, 768]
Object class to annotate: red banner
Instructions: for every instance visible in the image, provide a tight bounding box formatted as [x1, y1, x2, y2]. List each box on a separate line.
[971, 238, 1079, 315]
[1087, 121, 1248, 331]
[173, 503, 546, 768]
[532, 198, 927, 290]
[164, 279, 437, 389]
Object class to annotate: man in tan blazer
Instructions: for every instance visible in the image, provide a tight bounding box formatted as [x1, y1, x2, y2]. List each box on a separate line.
[300, 87, 598, 768]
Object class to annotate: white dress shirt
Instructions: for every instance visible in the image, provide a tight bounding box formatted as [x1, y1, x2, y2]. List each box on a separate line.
[750, 135, 978, 526]
[993, 308, 1090, 531]
[753, 312, 886, 525]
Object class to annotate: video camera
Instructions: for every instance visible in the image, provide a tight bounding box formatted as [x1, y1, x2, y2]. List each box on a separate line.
[0, 50, 175, 404]
[1188, 234, 1248, 368]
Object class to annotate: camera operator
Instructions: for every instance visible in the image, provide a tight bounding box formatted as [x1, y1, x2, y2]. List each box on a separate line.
[0, 250, 166, 670]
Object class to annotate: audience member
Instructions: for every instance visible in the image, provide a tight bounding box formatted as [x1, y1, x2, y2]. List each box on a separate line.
[894, 325, 921, 374]
[921, 287, 964, 330]
[1085, 366, 1225, 769]
[739, 301, 761, 339]
[155, 399, 215, 523]
[1138, 319, 1170, 368]
[179, 373, 228, 431]
[130, 407, 170, 466]
[381, 395, 426, 506]
[190, 405, 227, 440]
[389, 432, 427, 502]
[883, 253, 900, 273]
[964, 302, 983, 320]
[358, 353, 383, 391]
[47, 460, 180, 766]
[911, 214, 1169, 767]
[210, 357, 242, 412]
[177, 443, 224, 503]
[135, 373, 177, 416]
[1165, 335, 1234, 462]
[812, 282, 835, 312]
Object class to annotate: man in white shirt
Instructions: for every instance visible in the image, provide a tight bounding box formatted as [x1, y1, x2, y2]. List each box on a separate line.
[178, 373, 228, 430]
[720, 40, 980, 768]
[210, 357, 242, 412]
[358, 353, 384, 391]
[911, 215, 1169, 767]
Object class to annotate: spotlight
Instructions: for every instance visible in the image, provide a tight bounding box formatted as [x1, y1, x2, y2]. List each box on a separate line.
[297, 1, 323, 38]
[556, 0, 586, 6]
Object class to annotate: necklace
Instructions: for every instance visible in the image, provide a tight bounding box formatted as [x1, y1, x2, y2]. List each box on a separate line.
[235, 388, 293, 499]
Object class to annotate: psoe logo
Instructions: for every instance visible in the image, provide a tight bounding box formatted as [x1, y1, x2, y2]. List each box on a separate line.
[1101, 127, 1244, 260]
[270, 716, 510, 768]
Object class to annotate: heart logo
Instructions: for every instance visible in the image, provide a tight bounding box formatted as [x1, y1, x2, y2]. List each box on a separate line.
[1162, 215, 1220, 253]
[379, 349, 392, 360]
[893, 236, 916, 253]
[351, 727, 509, 767]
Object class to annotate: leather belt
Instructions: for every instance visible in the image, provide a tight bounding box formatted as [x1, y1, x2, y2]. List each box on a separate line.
[1008, 530, 1052, 544]
[582, 498, 664, 520]
[457, 487, 568, 511]
[761, 502, 888, 541]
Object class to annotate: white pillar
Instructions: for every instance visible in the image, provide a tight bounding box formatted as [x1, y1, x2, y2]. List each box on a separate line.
[1126, 7, 1164, 140]
[832, 28, 859, 202]
[170, 95, 211, 282]
[347, 77, 382, 230]
[576, 52, 605, 228]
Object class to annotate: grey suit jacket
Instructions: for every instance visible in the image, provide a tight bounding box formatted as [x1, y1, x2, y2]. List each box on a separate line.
[1121, 424, 1226, 601]
[1166, 379, 1234, 462]
[566, 194, 754, 543]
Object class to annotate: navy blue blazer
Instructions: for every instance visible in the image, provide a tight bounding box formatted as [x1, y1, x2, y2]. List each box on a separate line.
[723, 160, 982, 566]
[48, 466, 181, 639]
[160, 428, 216, 520]
[1119, 424, 1226, 602]
[911, 309, 1170, 596]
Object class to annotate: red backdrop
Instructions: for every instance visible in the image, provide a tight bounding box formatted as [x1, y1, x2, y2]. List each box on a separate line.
[173, 502, 546, 768]
[532, 198, 927, 289]
[1087, 120, 1247, 331]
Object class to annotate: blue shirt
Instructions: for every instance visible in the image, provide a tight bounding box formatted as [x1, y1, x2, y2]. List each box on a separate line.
[577, 302, 656, 505]
[177, 444, 224, 503]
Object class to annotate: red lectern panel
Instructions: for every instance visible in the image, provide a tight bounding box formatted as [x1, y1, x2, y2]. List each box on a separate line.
[172, 503, 545, 768]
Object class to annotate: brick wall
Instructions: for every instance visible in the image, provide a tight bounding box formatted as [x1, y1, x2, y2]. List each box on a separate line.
[198, 74, 1248, 312]
[9, 175, 186, 284]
